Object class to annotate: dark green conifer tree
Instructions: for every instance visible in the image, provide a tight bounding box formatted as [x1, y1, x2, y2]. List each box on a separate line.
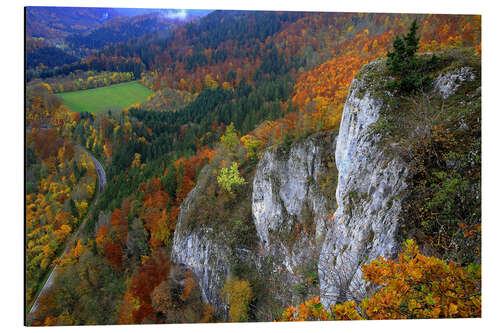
[386, 19, 430, 94]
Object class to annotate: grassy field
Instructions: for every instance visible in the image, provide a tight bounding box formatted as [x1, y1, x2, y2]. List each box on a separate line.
[57, 81, 153, 114]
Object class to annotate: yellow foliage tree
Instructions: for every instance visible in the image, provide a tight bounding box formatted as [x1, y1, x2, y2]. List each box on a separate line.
[131, 153, 142, 169]
[222, 277, 253, 322]
[204, 74, 219, 89]
[280, 239, 481, 321]
[54, 224, 71, 243]
[359, 239, 481, 319]
[240, 135, 262, 161]
[75, 200, 88, 219]
[221, 122, 239, 151]
[217, 162, 246, 194]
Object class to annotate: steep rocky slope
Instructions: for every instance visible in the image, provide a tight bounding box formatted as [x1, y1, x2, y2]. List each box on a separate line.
[318, 61, 409, 306]
[172, 132, 338, 317]
[172, 49, 481, 318]
[251, 132, 338, 307]
[172, 165, 236, 315]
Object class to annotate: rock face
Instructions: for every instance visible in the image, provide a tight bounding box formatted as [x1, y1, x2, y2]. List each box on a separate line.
[173, 60, 477, 314]
[434, 66, 475, 99]
[171, 60, 410, 313]
[172, 133, 338, 315]
[172, 227, 232, 312]
[252, 132, 337, 305]
[318, 62, 409, 307]
[171, 165, 233, 315]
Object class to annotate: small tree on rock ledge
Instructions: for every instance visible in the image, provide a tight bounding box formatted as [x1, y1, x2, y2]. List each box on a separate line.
[386, 19, 433, 94]
[217, 162, 246, 194]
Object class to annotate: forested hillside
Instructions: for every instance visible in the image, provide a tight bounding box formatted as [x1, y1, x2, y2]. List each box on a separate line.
[25, 8, 481, 326]
[26, 7, 122, 42]
[25, 7, 207, 80]
[65, 13, 186, 51]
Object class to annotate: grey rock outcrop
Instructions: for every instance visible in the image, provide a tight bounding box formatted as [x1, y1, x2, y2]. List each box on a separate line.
[171, 166, 233, 315]
[172, 61, 410, 312]
[252, 132, 337, 305]
[172, 133, 338, 314]
[173, 59, 478, 314]
[434, 66, 475, 99]
[318, 63, 408, 307]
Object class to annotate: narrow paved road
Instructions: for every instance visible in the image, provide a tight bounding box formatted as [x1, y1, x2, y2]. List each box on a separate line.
[27, 150, 106, 317]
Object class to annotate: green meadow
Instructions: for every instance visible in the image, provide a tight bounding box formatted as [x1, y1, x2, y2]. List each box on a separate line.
[57, 81, 153, 114]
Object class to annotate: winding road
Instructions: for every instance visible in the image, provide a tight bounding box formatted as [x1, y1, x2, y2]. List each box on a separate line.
[27, 149, 106, 317]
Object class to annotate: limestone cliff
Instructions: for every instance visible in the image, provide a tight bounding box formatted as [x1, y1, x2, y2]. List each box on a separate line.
[172, 53, 480, 316]
[172, 132, 338, 316]
[252, 132, 337, 306]
[171, 165, 234, 315]
[318, 61, 408, 306]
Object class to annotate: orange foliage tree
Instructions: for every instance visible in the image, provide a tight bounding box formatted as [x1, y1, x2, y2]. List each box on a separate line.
[118, 252, 171, 324]
[280, 240, 481, 321]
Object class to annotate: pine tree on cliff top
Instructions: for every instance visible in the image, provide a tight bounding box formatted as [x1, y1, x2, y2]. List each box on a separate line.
[387, 19, 430, 93]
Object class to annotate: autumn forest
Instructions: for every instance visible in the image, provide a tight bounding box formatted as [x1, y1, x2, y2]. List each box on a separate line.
[25, 6, 481, 326]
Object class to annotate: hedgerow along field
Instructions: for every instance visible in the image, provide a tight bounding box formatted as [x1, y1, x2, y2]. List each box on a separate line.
[57, 81, 153, 114]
